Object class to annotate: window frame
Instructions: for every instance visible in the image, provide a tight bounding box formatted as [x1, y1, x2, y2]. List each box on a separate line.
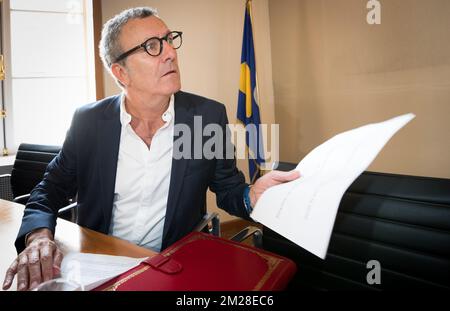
[0, 0, 97, 155]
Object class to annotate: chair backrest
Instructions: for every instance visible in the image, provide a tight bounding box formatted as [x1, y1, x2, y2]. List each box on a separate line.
[265, 162, 450, 290]
[0, 174, 14, 201]
[10, 143, 61, 198]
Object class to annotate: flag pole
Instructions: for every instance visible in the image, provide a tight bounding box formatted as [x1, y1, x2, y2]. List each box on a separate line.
[246, 0, 263, 121]
[247, 0, 265, 178]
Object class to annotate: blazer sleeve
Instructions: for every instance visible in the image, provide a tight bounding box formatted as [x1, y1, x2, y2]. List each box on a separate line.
[15, 109, 79, 253]
[208, 105, 252, 220]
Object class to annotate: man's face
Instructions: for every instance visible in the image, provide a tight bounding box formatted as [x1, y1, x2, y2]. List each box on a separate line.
[117, 16, 181, 97]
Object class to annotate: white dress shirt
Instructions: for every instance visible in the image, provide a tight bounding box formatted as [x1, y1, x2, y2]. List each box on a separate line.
[108, 94, 174, 252]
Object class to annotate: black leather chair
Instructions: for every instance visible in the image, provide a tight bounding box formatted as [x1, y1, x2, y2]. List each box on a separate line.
[8, 143, 76, 222]
[11, 144, 61, 202]
[263, 162, 450, 290]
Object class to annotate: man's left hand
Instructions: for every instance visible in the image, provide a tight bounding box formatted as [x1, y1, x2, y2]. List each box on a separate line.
[250, 170, 301, 207]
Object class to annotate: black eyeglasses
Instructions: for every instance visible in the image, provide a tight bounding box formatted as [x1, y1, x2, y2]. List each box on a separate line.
[115, 31, 183, 63]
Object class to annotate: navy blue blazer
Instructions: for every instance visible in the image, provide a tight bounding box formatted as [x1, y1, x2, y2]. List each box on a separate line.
[15, 91, 250, 252]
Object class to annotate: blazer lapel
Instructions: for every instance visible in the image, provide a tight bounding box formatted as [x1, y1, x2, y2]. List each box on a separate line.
[97, 96, 121, 232]
[162, 92, 194, 243]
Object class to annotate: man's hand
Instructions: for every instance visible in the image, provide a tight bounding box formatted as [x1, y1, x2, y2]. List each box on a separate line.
[2, 228, 63, 291]
[250, 170, 301, 207]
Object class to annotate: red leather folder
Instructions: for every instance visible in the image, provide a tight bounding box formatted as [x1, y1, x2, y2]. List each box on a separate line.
[93, 232, 297, 291]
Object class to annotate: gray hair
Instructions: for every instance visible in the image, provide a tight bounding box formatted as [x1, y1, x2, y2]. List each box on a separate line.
[99, 7, 158, 69]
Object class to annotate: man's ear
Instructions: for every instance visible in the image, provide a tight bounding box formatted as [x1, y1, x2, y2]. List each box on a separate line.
[111, 63, 129, 86]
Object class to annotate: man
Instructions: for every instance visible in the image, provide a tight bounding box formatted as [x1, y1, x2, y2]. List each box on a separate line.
[3, 7, 299, 291]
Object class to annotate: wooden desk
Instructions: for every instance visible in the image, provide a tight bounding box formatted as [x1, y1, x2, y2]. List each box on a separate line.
[0, 199, 156, 291]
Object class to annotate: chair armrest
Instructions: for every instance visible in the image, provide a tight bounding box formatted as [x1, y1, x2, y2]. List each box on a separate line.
[194, 212, 221, 237]
[58, 202, 77, 214]
[230, 226, 263, 248]
[13, 194, 30, 205]
[11, 194, 77, 223]
[58, 202, 78, 223]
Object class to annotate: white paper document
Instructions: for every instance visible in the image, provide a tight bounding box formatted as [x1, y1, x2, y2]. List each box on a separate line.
[61, 252, 146, 291]
[251, 113, 415, 259]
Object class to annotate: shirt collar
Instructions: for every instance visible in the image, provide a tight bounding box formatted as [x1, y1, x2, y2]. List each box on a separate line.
[119, 93, 175, 127]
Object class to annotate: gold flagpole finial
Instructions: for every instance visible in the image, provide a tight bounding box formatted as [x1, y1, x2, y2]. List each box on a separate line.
[0, 55, 5, 80]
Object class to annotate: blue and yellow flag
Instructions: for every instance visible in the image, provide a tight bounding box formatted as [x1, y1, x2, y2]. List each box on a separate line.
[237, 0, 264, 183]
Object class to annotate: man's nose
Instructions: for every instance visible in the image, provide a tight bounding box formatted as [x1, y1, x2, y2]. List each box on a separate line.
[161, 40, 177, 62]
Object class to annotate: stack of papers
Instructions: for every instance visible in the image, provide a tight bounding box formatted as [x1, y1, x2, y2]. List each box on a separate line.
[60, 252, 146, 291]
[251, 113, 415, 259]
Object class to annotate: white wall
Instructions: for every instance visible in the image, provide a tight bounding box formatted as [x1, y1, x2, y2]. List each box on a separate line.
[270, 0, 450, 179]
